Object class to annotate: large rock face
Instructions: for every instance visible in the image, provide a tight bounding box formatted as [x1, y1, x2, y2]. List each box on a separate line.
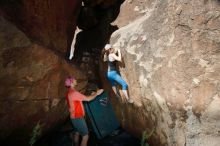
[0, 0, 82, 53]
[0, 17, 87, 145]
[107, 0, 220, 145]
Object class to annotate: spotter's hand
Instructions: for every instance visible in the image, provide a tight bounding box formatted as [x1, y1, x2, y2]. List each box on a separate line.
[97, 89, 104, 95]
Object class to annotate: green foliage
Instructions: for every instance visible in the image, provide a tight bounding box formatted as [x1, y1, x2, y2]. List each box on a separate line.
[141, 131, 149, 146]
[29, 121, 43, 146]
[141, 128, 156, 146]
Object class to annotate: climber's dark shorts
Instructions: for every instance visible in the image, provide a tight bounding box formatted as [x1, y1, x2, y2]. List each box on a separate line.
[71, 117, 89, 136]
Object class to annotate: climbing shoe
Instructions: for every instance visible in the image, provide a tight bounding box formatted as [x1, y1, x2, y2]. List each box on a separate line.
[128, 98, 134, 104]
